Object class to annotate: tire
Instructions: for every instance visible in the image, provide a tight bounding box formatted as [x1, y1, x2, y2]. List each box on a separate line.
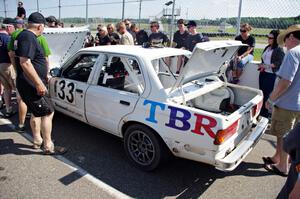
[124, 124, 165, 171]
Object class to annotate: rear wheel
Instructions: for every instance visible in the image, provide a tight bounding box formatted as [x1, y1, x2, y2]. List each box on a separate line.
[124, 124, 164, 171]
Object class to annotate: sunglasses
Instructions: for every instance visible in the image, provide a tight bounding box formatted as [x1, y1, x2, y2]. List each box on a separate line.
[150, 25, 157, 28]
[267, 36, 274, 39]
[284, 33, 291, 42]
[240, 29, 247, 33]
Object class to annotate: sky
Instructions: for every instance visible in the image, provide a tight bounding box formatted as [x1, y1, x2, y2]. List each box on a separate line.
[1, 0, 299, 20]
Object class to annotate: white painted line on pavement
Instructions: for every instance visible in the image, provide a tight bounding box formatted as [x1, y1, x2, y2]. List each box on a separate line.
[0, 117, 132, 199]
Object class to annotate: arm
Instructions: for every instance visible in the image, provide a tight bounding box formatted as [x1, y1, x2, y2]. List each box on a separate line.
[8, 51, 16, 70]
[19, 57, 47, 96]
[289, 179, 300, 199]
[265, 78, 291, 109]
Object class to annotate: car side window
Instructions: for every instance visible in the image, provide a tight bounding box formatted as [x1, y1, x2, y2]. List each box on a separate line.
[62, 54, 98, 82]
[97, 55, 144, 94]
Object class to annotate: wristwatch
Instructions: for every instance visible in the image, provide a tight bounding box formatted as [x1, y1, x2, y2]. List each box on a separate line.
[267, 98, 275, 106]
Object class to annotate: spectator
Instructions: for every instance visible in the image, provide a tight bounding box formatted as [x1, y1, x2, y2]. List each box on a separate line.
[107, 23, 120, 45]
[263, 24, 300, 177]
[131, 24, 149, 45]
[173, 19, 189, 49]
[124, 19, 132, 31]
[231, 23, 255, 84]
[258, 30, 285, 118]
[95, 25, 110, 46]
[14, 12, 66, 154]
[8, 19, 51, 132]
[185, 20, 206, 52]
[15, 19, 25, 29]
[173, 19, 189, 74]
[84, 31, 94, 48]
[46, 16, 58, 28]
[148, 21, 169, 47]
[16, 1, 26, 19]
[0, 18, 16, 117]
[116, 22, 134, 45]
[129, 23, 137, 44]
[277, 122, 300, 199]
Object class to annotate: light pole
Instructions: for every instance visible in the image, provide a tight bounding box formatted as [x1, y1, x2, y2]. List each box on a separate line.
[236, 0, 243, 35]
[59, 0, 61, 21]
[165, 0, 176, 46]
[3, 0, 7, 17]
[138, 0, 142, 28]
[86, 0, 88, 24]
[122, 0, 125, 20]
[37, 0, 39, 12]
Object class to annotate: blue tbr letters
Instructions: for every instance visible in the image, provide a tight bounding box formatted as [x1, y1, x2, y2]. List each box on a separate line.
[165, 106, 191, 130]
[143, 100, 166, 123]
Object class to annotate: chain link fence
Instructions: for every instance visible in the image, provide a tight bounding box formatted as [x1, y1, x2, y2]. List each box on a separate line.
[1, 0, 300, 57]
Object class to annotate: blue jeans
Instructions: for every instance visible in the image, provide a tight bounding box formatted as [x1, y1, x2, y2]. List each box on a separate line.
[237, 54, 253, 69]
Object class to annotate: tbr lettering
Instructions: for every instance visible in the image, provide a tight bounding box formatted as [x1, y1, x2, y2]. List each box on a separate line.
[143, 100, 217, 138]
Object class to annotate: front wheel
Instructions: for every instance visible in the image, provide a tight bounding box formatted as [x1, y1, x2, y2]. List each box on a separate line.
[124, 124, 164, 171]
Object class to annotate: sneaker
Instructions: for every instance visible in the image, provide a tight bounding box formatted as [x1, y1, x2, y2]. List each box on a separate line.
[15, 125, 26, 133]
[4, 110, 17, 118]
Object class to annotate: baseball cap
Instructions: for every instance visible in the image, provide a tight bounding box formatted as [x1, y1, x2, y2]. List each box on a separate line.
[46, 16, 57, 23]
[28, 12, 46, 24]
[186, 20, 197, 27]
[2, 18, 16, 25]
[16, 19, 24, 25]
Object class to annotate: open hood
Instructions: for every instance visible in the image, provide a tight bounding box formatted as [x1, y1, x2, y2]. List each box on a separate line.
[171, 40, 246, 90]
[43, 26, 89, 69]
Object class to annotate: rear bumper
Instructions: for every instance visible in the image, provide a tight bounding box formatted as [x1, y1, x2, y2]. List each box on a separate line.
[215, 117, 269, 171]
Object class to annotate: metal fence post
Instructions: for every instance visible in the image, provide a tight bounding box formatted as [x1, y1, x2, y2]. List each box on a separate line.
[169, 0, 176, 46]
[236, 0, 243, 35]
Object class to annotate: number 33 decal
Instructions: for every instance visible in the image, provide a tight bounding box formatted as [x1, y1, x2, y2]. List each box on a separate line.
[56, 80, 76, 104]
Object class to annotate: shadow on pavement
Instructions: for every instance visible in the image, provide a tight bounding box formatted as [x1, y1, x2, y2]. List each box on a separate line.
[42, 112, 273, 199]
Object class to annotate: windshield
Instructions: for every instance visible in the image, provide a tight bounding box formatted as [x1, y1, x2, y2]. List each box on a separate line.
[151, 55, 188, 89]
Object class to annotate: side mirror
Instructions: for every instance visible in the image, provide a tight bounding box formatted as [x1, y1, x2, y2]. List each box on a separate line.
[50, 67, 61, 77]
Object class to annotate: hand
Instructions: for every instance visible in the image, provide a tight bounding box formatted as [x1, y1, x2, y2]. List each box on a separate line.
[36, 83, 47, 96]
[265, 100, 270, 111]
[258, 64, 265, 72]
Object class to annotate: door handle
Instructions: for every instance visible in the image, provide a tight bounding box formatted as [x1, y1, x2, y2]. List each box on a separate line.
[120, 100, 130, 106]
[76, 89, 83, 93]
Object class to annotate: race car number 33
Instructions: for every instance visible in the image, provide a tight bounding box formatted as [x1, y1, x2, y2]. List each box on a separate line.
[56, 79, 76, 105]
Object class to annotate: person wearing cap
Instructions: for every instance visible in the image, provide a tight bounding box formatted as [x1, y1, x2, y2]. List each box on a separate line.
[185, 20, 207, 52]
[14, 12, 66, 155]
[46, 16, 58, 28]
[148, 21, 169, 47]
[263, 24, 300, 179]
[173, 19, 189, 74]
[7, 18, 51, 133]
[16, 1, 26, 19]
[0, 18, 17, 117]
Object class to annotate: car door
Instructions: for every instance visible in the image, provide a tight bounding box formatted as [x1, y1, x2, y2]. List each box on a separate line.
[50, 52, 100, 122]
[85, 54, 145, 135]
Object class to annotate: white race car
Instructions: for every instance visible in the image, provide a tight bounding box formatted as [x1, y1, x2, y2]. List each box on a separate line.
[49, 41, 268, 171]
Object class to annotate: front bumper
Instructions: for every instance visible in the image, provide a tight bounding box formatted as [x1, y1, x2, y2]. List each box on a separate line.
[215, 117, 269, 171]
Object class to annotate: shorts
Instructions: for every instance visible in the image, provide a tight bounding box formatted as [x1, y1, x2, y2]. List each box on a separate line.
[0, 63, 16, 90]
[17, 79, 54, 117]
[270, 106, 300, 138]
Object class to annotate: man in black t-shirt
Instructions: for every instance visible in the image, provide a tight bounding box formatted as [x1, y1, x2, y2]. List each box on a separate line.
[15, 12, 66, 155]
[148, 21, 169, 47]
[16, 1, 26, 19]
[173, 19, 189, 49]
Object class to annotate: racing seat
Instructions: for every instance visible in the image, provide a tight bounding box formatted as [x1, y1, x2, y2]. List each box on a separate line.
[98, 58, 126, 90]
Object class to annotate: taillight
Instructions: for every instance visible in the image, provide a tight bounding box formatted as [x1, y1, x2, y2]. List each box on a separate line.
[252, 100, 263, 117]
[214, 120, 239, 145]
